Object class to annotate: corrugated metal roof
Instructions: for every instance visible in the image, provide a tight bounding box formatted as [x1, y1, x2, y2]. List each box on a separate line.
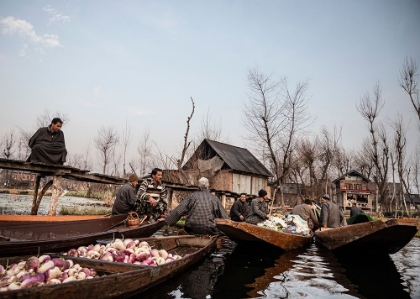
[203, 139, 272, 177]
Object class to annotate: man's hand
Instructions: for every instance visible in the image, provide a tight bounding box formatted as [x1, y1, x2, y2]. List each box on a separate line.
[239, 215, 244, 221]
[148, 197, 157, 206]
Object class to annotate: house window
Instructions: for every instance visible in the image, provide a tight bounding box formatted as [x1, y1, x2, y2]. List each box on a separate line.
[355, 184, 362, 190]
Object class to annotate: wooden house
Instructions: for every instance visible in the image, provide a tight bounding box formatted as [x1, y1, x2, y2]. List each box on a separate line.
[332, 170, 373, 210]
[404, 194, 420, 210]
[182, 139, 272, 197]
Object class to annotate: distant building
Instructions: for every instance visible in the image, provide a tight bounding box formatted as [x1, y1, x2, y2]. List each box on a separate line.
[9, 171, 37, 188]
[404, 194, 420, 209]
[183, 139, 272, 197]
[332, 170, 374, 210]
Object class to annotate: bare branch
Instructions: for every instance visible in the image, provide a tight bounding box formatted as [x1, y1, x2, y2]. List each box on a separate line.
[399, 56, 420, 122]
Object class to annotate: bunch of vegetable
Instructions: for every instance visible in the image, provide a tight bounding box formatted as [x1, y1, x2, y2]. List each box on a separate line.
[0, 255, 100, 292]
[62, 239, 183, 266]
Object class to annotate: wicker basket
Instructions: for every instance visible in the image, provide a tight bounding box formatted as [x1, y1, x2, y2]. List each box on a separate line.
[127, 212, 140, 227]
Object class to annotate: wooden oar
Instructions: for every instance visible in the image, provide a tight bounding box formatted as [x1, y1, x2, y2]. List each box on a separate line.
[102, 218, 127, 232]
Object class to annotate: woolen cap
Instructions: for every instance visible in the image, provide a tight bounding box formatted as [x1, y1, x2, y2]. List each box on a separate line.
[258, 189, 267, 197]
[128, 174, 139, 182]
[322, 194, 330, 200]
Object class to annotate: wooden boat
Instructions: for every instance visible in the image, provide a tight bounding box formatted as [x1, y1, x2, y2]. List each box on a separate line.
[0, 235, 217, 299]
[314, 218, 420, 254]
[215, 218, 312, 251]
[0, 214, 109, 222]
[0, 215, 165, 256]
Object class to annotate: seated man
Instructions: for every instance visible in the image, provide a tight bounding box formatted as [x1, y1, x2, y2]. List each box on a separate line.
[112, 174, 139, 215]
[292, 198, 319, 229]
[27, 118, 67, 165]
[350, 202, 363, 217]
[230, 193, 250, 222]
[136, 168, 168, 221]
[165, 177, 229, 235]
[245, 189, 271, 225]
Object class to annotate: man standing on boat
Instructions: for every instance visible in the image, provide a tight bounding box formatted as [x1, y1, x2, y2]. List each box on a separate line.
[319, 194, 345, 228]
[164, 177, 229, 235]
[230, 193, 250, 222]
[136, 168, 168, 221]
[245, 189, 271, 225]
[27, 118, 67, 165]
[292, 198, 319, 229]
[111, 174, 139, 215]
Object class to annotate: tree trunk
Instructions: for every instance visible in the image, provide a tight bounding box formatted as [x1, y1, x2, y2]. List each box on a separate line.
[31, 179, 53, 215]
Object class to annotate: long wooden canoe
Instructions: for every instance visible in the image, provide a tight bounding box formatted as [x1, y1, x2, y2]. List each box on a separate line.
[215, 218, 312, 251]
[0, 235, 217, 299]
[314, 218, 419, 254]
[0, 214, 109, 222]
[0, 215, 165, 256]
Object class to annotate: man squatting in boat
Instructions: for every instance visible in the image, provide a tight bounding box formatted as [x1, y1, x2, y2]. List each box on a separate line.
[136, 168, 168, 221]
[245, 189, 271, 225]
[292, 198, 319, 230]
[164, 177, 229, 235]
[27, 118, 67, 165]
[111, 174, 139, 215]
[230, 192, 250, 222]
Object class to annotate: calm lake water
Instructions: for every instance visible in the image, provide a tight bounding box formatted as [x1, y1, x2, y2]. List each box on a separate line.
[0, 193, 107, 214]
[137, 234, 420, 299]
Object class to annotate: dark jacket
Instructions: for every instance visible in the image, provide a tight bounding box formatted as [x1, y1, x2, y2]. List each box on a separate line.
[245, 198, 269, 225]
[320, 200, 344, 228]
[112, 183, 137, 215]
[230, 199, 250, 221]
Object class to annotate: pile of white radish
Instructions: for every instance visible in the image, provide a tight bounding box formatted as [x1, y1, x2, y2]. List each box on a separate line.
[62, 239, 184, 267]
[0, 255, 100, 292]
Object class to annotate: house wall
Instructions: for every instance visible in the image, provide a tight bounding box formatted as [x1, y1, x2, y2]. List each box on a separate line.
[232, 173, 251, 194]
[211, 170, 233, 191]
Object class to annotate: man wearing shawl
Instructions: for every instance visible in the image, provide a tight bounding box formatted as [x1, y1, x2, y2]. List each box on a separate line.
[27, 118, 67, 165]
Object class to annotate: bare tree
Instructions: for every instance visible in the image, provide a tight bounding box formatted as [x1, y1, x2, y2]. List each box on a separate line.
[197, 108, 223, 141]
[243, 68, 283, 190]
[121, 121, 132, 177]
[176, 97, 195, 184]
[95, 126, 119, 174]
[36, 109, 69, 128]
[357, 83, 389, 213]
[1, 129, 16, 159]
[392, 114, 419, 213]
[137, 127, 153, 177]
[399, 56, 420, 124]
[243, 67, 313, 204]
[354, 141, 375, 179]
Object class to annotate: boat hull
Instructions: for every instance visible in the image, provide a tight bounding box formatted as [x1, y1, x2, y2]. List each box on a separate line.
[215, 218, 312, 251]
[0, 215, 165, 256]
[314, 218, 419, 254]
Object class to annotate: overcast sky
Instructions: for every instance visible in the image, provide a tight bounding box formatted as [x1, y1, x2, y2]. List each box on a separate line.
[1, 1, 419, 172]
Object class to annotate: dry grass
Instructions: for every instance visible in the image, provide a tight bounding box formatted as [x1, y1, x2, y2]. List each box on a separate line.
[59, 206, 111, 215]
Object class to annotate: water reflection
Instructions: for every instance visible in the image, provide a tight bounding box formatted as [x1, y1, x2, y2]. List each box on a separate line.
[392, 238, 420, 297]
[131, 236, 420, 299]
